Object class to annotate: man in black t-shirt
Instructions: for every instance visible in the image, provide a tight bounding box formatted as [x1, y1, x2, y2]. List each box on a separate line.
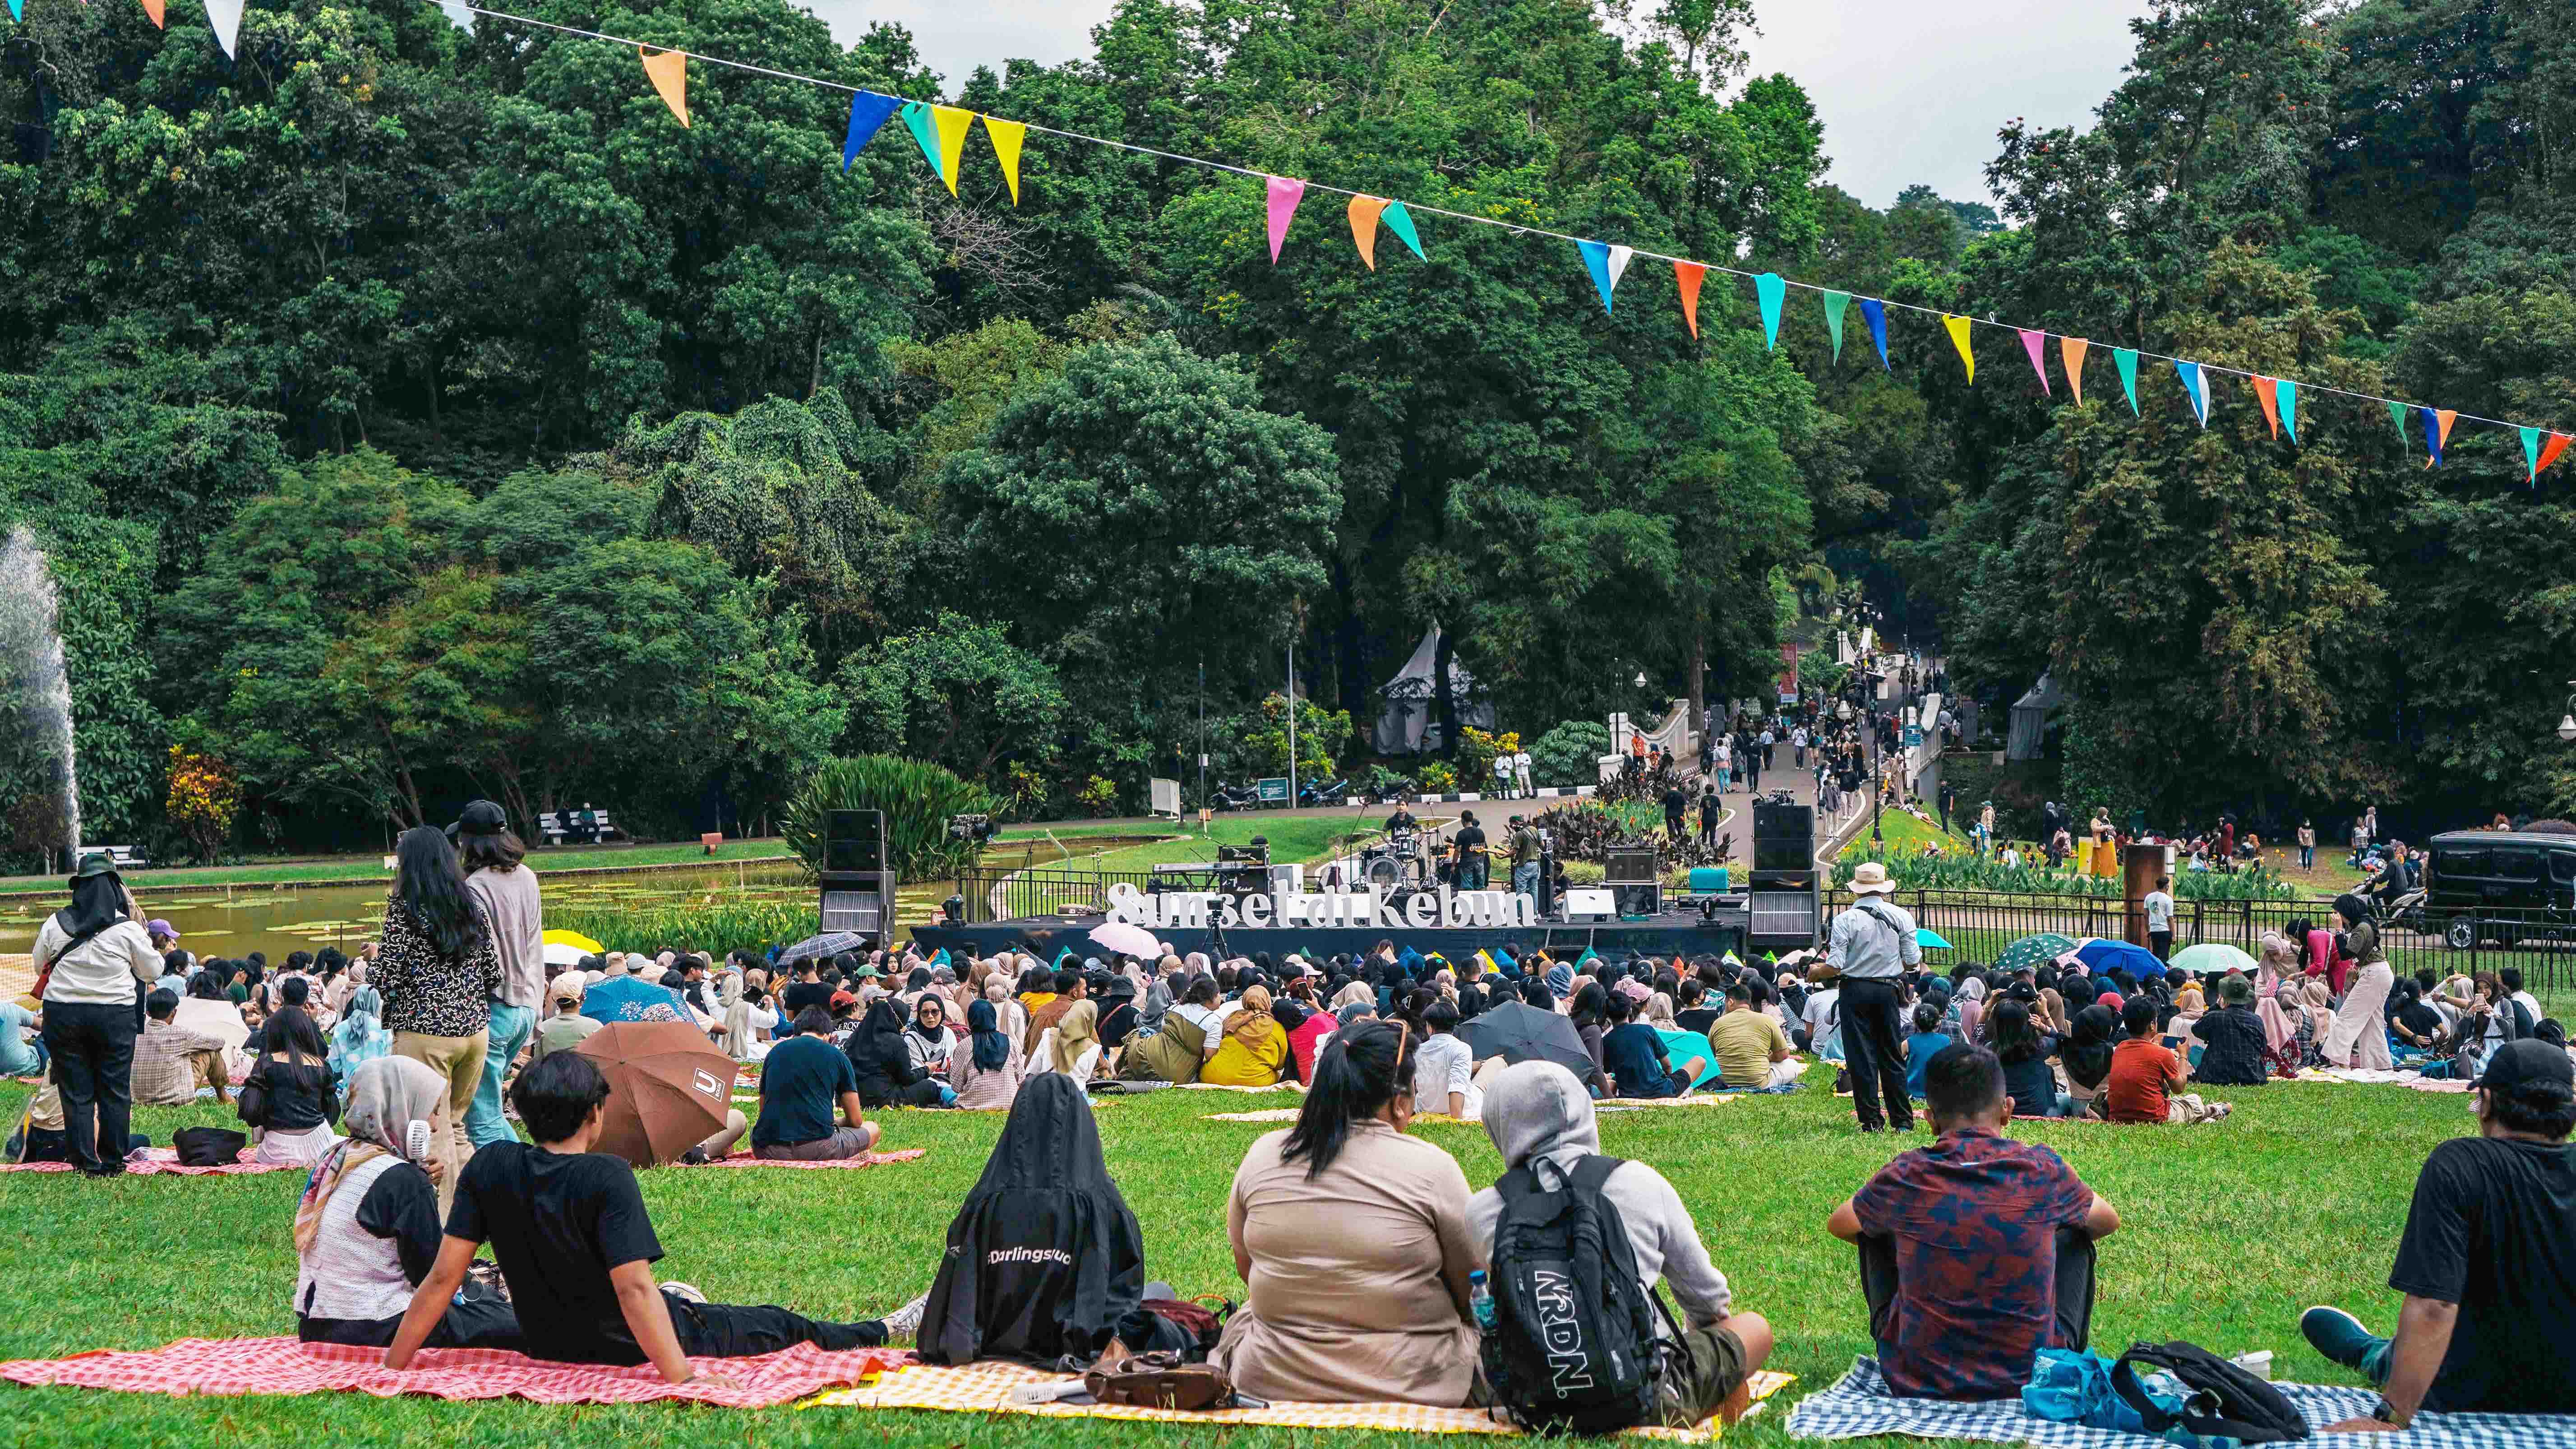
[1451, 812, 1489, 890]
[780, 959, 835, 1020]
[385, 1053, 898, 1386]
[754, 1009, 879, 1160]
[2299, 1038, 2576, 1427]
[1662, 784, 1689, 840]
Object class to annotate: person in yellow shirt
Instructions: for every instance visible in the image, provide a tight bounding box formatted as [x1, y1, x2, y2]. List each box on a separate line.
[1201, 984, 1288, 1087]
[1706, 981, 1801, 1089]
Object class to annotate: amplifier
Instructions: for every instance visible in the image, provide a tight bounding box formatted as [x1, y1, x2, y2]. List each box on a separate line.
[1604, 845, 1660, 884]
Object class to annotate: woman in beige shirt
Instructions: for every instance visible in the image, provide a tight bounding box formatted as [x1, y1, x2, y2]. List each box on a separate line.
[1212, 1020, 1482, 1406]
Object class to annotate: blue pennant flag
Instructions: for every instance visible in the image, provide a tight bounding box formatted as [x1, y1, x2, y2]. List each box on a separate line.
[2173, 360, 2209, 427]
[1860, 298, 1889, 369]
[842, 92, 903, 172]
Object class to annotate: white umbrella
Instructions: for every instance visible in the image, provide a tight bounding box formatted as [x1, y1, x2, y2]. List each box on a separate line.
[1086, 921, 1162, 959]
[543, 940, 594, 968]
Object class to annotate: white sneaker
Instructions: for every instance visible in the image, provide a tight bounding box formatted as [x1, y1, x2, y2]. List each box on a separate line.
[660, 1281, 708, 1304]
[879, 1292, 929, 1341]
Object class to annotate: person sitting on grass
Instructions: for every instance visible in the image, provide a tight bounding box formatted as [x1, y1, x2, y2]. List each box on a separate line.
[1987, 999, 2070, 1118]
[2190, 976, 2271, 1087]
[1200, 984, 1289, 1088]
[386, 1052, 908, 1388]
[1903, 1000, 1953, 1102]
[2299, 1038, 2576, 1428]
[1602, 991, 1707, 1098]
[2104, 999, 2188, 1124]
[1468, 1061, 1777, 1427]
[751, 1008, 882, 1161]
[1708, 980, 1800, 1090]
[132, 987, 231, 1107]
[1826, 1044, 2121, 1399]
[847, 997, 954, 1109]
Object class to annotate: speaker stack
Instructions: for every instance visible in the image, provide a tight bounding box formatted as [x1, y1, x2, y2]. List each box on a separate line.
[1604, 843, 1662, 917]
[819, 809, 897, 938]
[1748, 803, 1819, 949]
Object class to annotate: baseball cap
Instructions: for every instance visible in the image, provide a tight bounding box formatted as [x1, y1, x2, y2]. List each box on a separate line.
[147, 919, 179, 941]
[829, 990, 857, 1010]
[2475, 1038, 2574, 1095]
[445, 799, 508, 843]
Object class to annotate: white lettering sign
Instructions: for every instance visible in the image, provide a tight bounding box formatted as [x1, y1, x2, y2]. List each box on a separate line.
[1106, 880, 1533, 931]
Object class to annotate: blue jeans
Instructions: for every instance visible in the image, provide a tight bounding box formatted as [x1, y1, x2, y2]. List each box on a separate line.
[467, 1003, 537, 1150]
[1513, 861, 1540, 898]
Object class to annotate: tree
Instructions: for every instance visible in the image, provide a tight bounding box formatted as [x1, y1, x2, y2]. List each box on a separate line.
[836, 612, 1068, 781]
[164, 745, 243, 865]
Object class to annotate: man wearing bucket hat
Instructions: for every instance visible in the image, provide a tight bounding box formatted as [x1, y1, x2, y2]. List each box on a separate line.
[1827, 862, 1923, 1134]
[32, 853, 163, 1176]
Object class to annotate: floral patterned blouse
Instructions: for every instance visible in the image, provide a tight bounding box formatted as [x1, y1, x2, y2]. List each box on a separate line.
[374, 896, 504, 1038]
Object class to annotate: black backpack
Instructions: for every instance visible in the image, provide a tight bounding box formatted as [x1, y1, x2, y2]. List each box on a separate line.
[1481, 1155, 1668, 1435]
[2111, 1341, 2310, 1443]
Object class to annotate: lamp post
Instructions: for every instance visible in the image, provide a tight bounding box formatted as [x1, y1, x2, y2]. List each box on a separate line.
[2558, 681, 2576, 744]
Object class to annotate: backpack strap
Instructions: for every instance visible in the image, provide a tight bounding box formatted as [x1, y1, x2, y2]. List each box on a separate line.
[1568, 1154, 1626, 1197]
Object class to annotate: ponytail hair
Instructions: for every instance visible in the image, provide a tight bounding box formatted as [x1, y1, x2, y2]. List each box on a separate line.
[1280, 1020, 1415, 1180]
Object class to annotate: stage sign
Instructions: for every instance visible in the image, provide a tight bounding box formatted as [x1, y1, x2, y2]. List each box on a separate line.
[1106, 881, 1536, 931]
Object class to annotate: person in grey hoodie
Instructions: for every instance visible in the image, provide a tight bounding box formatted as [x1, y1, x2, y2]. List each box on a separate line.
[1465, 1061, 1777, 1427]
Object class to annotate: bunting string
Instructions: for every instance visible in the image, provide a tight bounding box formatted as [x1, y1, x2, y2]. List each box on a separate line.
[93, 0, 2576, 472]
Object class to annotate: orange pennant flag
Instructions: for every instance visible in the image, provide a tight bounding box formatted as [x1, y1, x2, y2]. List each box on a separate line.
[1674, 261, 1706, 339]
[2435, 409, 2458, 447]
[1347, 195, 1390, 270]
[639, 46, 688, 128]
[2541, 433, 2574, 480]
[140, 0, 165, 26]
[2253, 377, 2281, 439]
[2060, 336, 2088, 407]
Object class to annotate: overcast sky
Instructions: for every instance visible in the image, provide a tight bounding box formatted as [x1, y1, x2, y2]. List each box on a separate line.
[799, 0, 2154, 208]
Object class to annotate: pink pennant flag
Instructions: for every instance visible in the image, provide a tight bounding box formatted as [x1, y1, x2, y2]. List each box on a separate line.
[1265, 176, 1305, 264]
[2017, 329, 2050, 396]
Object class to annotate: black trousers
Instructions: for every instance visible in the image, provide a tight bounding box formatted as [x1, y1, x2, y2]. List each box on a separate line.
[41, 1000, 139, 1175]
[2149, 931, 2172, 961]
[1860, 1227, 2096, 1355]
[1836, 977, 1913, 1131]
[666, 1292, 886, 1356]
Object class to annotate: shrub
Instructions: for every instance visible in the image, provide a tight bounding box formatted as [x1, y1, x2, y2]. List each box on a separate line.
[1531, 720, 1610, 786]
[782, 755, 996, 881]
[1075, 775, 1119, 816]
[1418, 761, 1457, 794]
[549, 901, 821, 960]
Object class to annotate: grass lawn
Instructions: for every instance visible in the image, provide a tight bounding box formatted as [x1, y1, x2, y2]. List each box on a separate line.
[994, 814, 1404, 876]
[1835, 807, 1971, 861]
[0, 841, 795, 896]
[0, 1062, 2485, 1448]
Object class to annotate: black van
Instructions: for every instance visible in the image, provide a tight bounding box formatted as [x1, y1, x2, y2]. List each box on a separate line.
[2425, 830, 2576, 947]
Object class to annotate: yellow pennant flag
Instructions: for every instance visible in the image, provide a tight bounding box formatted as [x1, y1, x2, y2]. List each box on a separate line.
[1348, 195, 1391, 270]
[932, 106, 975, 196]
[639, 46, 688, 128]
[2060, 336, 2089, 407]
[983, 116, 1027, 204]
[1943, 314, 1975, 384]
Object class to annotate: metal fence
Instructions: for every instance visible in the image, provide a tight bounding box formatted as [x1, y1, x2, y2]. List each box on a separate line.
[956, 865, 1168, 924]
[1825, 889, 2576, 992]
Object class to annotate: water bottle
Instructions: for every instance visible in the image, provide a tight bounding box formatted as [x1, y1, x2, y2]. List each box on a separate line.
[1468, 1269, 1496, 1333]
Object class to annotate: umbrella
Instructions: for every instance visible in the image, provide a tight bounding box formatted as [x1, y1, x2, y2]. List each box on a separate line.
[1658, 1029, 1721, 1089]
[1995, 932, 2079, 974]
[1457, 1001, 1597, 1078]
[542, 940, 594, 968]
[1085, 921, 1163, 960]
[777, 931, 862, 967]
[2170, 942, 2257, 977]
[574, 1021, 735, 1168]
[1915, 928, 1953, 950]
[544, 928, 604, 954]
[580, 974, 694, 1025]
[2073, 937, 2163, 978]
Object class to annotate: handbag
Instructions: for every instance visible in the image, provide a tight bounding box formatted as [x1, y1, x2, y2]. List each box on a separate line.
[172, 1126, 249, 1167]
[1084, 1353, 1236, 1411]
[2112, 1341, 2310, 1443]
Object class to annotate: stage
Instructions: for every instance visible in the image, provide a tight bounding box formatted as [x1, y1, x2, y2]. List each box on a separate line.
[909, 904, 1752, 965]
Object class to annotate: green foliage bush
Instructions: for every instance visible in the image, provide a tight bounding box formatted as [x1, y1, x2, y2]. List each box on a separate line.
[1531, 721, 1611, 787]
[782, 755, 996, 881]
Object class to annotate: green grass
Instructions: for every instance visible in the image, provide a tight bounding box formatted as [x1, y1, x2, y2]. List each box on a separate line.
[0, 1063, 2497, 1447]
[0, 841, 795, 896]
[1836, 808, 1971, 861]
[993, 815, 1394, 876]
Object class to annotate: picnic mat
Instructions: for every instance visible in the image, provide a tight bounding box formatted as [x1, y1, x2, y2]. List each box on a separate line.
[1782, 1356, 2575, 1448]
[804, 1358, 1795, 1440]
[0, 1147, 302, 1177]
[673, 1148, 928, 1171]
[1206, 1095, 1759, 1124]
[1177, 1080, 1306, 1093]
[0, 1336, 909, 1408]
[2275, 1066, 2470, 1093]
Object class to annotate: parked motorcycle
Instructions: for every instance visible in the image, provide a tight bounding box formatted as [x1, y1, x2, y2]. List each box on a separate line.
[1299, 778, 1350, 807]
[1208, 781, 1264, 812]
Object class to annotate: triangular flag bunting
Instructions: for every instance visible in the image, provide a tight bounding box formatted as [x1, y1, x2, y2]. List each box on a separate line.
[141, 0, 165, 26]
[2016, 329, 2049, 395]
[2279, 379, 2299, 442]
[2422, 407, 2456, 468]
[2252, 377, 2281, 439]
[638, 46, 688, 127]
[2387, 399, 2410, 444]
[5, 0, 22, 18]
[1822, 292, 1851, 362]
[1607, 245, 1634, 290]
[1576, 242, 1633, 313]
[2526, 427, 2545, 482]
[2539, 433, 2574, 483]
[1381, 201, 1424, 260]
[1943, 315, 1975, 383]
[1860, 299, 1888, 369]
[842, 92, 900, 172]
[1347, 195, 1390, 270]
[204, 0, 243, 58]
[2060, 336, 2089, 407]
[2174, 360, 2208, 426]
[1755, 273, 1786, 350]
[2114, 349, 2141, 414]
[900, 102, 940, 176]
[1674, 262, 1706, 339]
[1265, 176, 1305, 263]
[983, 116, 1026, 204]
[930, 106, 974, 196]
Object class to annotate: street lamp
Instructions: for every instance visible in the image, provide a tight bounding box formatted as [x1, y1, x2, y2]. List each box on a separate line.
[2560, 681, 2576, 743]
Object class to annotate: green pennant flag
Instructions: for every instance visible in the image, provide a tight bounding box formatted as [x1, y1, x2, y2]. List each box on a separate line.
[2114, 348, 2141, 415]
[2525, 426, 2544, 484]
[1381, 201, 1425, 260]
[2388, 399, 2409, 442]
[900, 101, 943, 181]
[1755, 273, 1787, 349]
[1823, 291, 1851, 362]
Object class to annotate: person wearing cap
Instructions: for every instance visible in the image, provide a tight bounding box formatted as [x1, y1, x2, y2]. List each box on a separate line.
[33, 853, 163, 1176]
[1825, 862, 1922, 1134]
[1506, 815, 1542, 901]
[451, 801, 545, 1152]
[533, 976, 601, 1061]
[2299, 1037, 2576, 1426]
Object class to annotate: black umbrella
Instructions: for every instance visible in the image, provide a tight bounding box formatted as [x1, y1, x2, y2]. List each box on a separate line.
[1457, 1000, 1596, 1077]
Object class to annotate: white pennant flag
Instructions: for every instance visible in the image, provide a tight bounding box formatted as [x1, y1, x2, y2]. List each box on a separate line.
[204, 0, 244, 58]
[1606, 245, 1634, 291]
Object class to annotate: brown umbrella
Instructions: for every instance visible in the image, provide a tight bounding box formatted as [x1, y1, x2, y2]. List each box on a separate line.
[573, 1021, 734, 1168]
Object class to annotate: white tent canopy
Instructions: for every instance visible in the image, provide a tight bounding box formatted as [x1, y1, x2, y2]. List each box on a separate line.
[1372, 624, 1494, 755]
[2007, 671, 2073, 761]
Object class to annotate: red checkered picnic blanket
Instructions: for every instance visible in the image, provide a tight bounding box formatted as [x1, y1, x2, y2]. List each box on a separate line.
[683, 1148, 928, 1171]
[0, 1337, 911, 1407]
[0, 1148, 299, 1176]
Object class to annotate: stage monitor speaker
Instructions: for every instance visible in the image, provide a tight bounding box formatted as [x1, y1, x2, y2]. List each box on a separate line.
[1612, 883, 1662, 917]
[1564, 888, 1616, 923]
[1751, 803, 1814, 877]
[1604, 845, 1660, 884]
[824, 810, 886, 873]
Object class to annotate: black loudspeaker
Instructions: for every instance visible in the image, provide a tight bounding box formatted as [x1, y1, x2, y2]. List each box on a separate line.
[1751, 804, 1814, 879]
[1604, 845, 1660, 884]
[824, 810, 886, 873]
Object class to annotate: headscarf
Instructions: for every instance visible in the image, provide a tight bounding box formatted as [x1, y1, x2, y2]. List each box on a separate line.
[2333, 893, 2372, 934]
[1544, 963, 1575, 1001]
[910, 993, 951, 1045]
[720, 983, 762, 1063]
[966, 998, 1010, 1072]
[2256, 989, 2297, 1055]
[2062, 1005, 2117, 1088]
[1644, 991, 1677, 1028]
[293, 1056, 444, 1256]
[1053, 998, 1100, 1074]
[1226, 983, 1277, 1050]
[1331, 978, 1376, 1011]
[47, 869, 129, 958]
[1480, 1060, 1599, 1179]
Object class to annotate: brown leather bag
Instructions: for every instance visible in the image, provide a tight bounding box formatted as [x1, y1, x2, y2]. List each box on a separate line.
[1084, 1353, 1235, 1411]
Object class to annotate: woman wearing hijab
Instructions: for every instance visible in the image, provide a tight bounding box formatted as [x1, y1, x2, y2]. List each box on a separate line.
[292, 1057, 519, 1349]
[847, 997, 952, 1108]
[2060, 1005, 2119, 1116]
[373, 826, 503, 1208]
[984, 974, 1029, 1044]
[1543, 961, 1576, 1006]
[2321, 894, 2394, 1069]
[2254, 981, 2302, 1073]
[32, 854, 162, 1177]
[907, 995, 959, 1078]
[1116, 975, 1215, 1084]
[1038, 998, 1102, 1084]
[1202, 983, 1289, 1086]
[2296, 977, 2335, 1062]
[330, 977, 393, 1080]
[243, 1001, 343, 1165]
[917, 1074, 1151, 1367]
[1953, 976, 1989, 1044]
[948, 999, 1025, 1111]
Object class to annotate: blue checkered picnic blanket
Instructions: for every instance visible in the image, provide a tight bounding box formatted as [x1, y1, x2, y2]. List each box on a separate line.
[1784, 1357, 2576, 1449]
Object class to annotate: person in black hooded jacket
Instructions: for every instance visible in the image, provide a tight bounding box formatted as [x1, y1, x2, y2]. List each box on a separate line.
[917, 1073, 1168, 1368]
[846, 997, 949, 1109]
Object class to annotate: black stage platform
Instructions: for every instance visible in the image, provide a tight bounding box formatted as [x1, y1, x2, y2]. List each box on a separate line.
[911, 904, 1751, 964]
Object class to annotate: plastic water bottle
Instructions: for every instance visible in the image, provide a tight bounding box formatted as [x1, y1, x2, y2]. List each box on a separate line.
[1468, 1269, 1496, 1332]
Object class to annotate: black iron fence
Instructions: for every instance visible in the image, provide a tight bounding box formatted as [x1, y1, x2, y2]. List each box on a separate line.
[956, 864, 1168, 924]
[1825, 889, 2576, 993]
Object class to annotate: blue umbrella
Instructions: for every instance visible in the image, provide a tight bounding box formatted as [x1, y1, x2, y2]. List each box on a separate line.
[580, 974, 694, 1025]
[2074, 937, 2164, 978]
[1915, 928, 1953, 950]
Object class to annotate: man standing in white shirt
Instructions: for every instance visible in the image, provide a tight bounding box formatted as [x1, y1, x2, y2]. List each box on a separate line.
[1514, 749, 1533, 797]
[33, 855, 164, 1176]
[2143, 877, 2176, 961]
